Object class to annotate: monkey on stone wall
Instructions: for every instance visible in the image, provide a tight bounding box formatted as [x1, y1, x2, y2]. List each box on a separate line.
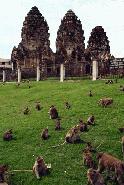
[33, 156, 49, 179]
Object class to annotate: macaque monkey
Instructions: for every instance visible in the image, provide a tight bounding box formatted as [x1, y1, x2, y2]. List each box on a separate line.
[105, 80, 113, 84]
[88, 90, 93, 97]
[87, 115, 95, 125]
[83, 149, 94, 168]
[48, 105, 58, 119]
[98, 98, 113, 107]
[55, 119, 61, 130]
[85, 142, 96, 153]
[33, 156, 48, 179]
[41, 128, 49, 140]
[35, 102, 41, 111]
[0, 165, 8, 184]
[120, 86, 124, 91]
[97, 152, 124, 184]
[118, 127, 124, 133]
[3, 129, 13, 141]
[87, 168, 105, 185]
[50, 126, 81, 148]
[23, 107, 30, 115]
[65, 126, 81, 144]
[65, 102, 71, 109]
[77, 119, 88, 132]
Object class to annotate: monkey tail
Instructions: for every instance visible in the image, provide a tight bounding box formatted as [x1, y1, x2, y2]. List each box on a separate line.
[49, 141, 66, 148]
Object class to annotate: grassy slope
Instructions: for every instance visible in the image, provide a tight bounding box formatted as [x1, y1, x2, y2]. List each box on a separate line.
[0, 79, 124, 185]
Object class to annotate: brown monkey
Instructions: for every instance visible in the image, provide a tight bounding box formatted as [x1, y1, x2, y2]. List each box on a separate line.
[120, 85, 124, 91]
[105, 80, 113, 84]
[88, 90, 93, 97]
[65, 102, 71, 109]
[48, 105, 58, 119]
[83, 149, 94, 168]
[41, 128, 49, 140]
[87, 168, 105, 185]
[85, 142, 96, 153]
[3, 129, 13, 141]
[35, 102, 41, 111]
[0, 165, 8, 184]
[118, 127, 124, 133]
[87, 115, 95, 125]
[23, 107, 30, 115]
[77, 119, 88, 132]
[65, 126, 81, 144]
[98, 98, 113, 107]
[33, 156, 49, 179]
[97, 152, 124, 184]
[55, 119, 61, 130]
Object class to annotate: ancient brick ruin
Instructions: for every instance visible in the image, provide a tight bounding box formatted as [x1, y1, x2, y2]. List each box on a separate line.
[56, 9, 87, 76]
[11, 6, 112, 79]
[11, 6, 55, 79]
[86, 26, 110, 76]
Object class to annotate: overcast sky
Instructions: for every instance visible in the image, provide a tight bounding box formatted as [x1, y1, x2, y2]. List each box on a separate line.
[0, 0, 124, 58]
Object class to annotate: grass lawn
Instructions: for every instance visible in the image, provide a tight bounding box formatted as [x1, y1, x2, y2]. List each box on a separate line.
[0, 79, 124, 185]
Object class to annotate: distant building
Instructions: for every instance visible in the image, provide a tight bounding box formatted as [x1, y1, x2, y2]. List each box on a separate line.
[0, 58, 11, 69]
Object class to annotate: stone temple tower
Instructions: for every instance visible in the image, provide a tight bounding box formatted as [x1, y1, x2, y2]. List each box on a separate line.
[87, 26, 110, 75]
[56, 9, 86, 76]
[11, 6, 55, 78]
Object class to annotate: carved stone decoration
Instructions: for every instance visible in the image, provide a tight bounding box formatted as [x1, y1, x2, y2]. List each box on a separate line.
[56, 9, 86, 76]
[87, 26, 110, 76]
[11, 6, 55, 79]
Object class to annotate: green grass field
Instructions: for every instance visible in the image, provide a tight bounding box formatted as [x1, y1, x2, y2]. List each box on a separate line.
[0, 79, 124, 185]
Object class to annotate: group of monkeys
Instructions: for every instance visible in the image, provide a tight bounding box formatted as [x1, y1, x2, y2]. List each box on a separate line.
[1, 82, 124, 185]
